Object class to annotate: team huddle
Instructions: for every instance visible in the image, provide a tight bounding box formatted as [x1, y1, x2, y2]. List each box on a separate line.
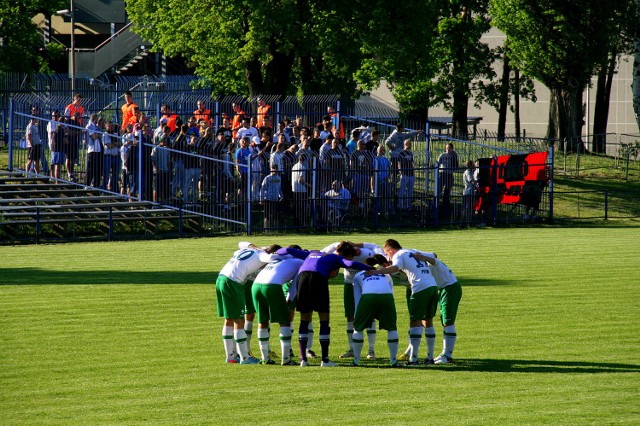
[215, 238, 462, 367]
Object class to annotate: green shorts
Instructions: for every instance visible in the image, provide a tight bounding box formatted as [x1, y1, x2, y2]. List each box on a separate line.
[344, 281, 356, 319]
[354, 293, 397, 332]
[408, 287, 438, 322]
[439, 282, 462, 326]
[252, 283, 291, 325]
[282, 281, 296, 310]
[216, 275, 245, 319]
[244, 280, 256, 315]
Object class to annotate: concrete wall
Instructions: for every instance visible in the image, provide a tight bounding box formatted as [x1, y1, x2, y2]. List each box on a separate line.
[369, 27, 640, 138]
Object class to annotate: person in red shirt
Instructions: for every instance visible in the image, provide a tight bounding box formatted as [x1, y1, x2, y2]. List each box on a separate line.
[257, 97, 271, 128]
[193, 100, 211, 127]
[64, 94, 85, 125]
[231, 102, 245, 138]
[161, 104, 179, 133]
[121, 91, 138, 132]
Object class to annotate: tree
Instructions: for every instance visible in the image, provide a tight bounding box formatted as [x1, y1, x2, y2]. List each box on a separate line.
[592, 0, 637, 153]
[631, 0, 640, 132]
[475, 43, 537, 140]
[0, 0, 66, 73]
[491, 0, 628, 151]
[354, 0, 440, 122]
[125, 0, 365, 98]
[431, 1, 495, 139]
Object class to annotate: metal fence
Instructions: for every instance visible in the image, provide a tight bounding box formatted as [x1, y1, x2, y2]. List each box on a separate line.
[8, 108, 556, 236]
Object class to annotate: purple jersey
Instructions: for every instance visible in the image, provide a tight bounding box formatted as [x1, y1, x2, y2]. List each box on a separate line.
[276, 248, 372, 278]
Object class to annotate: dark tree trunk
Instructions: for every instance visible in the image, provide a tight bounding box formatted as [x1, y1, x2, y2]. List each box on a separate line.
[245, 60, 264, 98]
[592, 52, 617, 153]
[264, 49, 295, 97]
[451, 87, 469, 139]
[497, 50, 511, 141]
[514, 68, 521, 140]
[548, 86, 586, 153]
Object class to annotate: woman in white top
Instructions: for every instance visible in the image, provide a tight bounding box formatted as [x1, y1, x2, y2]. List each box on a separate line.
[462, 160, 477, 223]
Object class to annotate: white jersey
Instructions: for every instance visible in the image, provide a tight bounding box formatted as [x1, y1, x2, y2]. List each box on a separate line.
[219, 248, 272, 284]
[428, 258, 457, 289]
[352, 271, 393, 308]
[321, 242, 383, 284]
[391, 249, 437, 294]
[254, 255, 304, 285]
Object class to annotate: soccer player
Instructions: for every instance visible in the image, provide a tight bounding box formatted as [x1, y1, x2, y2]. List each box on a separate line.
[321, 241, 384, 360]
[251, 249, 304, 365]
[276, 246, 372, 367]
[216, 242, 280, 364]
[351, 255, 400, 367]
[411, 252, 462, 364]
[365, 238, 438, 365]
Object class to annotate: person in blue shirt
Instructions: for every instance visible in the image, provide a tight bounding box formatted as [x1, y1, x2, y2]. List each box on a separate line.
[276, 246, 372, 367]
[235, 136, 252, 203]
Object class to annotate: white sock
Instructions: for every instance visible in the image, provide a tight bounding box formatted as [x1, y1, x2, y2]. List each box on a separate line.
[222, 325, 234, 358]
[347, 321, 354, 351]
[257, 328, 270, 361]
[234, 329, 249, 360]
[280, 326, 292, 363]
[404, 328, 411, 355]
[443, 325, 457, 358]
[367, 321, 377, 352]
[409, 326, 423, 362]
[244, 320, 254, 352]
[425, 326, 436, 360]
[307, 323, 315, 352]
[388, 330, 399, 364]
[352, 330, 364, 364]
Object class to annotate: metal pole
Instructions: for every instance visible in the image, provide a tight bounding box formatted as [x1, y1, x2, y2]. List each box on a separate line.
[246, 155, 252, 235]
[70, 0, 76, 94]
[604, 190, 608, 220]
[137, 130, 143, 202]
[8, 99, 14, 172]
[548, 143, 554, 223]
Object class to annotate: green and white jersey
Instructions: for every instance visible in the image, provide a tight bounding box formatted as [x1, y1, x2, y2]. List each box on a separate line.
[220, 248, 272, 284]
[352, 271, 393, 308]
[254, 255, 304, 285]
[321, 242, 383, 283]
[392, 249, 437, 294]
[428, 258, 457, 289]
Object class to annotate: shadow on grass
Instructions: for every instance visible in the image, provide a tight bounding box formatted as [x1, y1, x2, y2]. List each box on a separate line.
[347, 358, 640, 373]
[0, 267, 219, 285]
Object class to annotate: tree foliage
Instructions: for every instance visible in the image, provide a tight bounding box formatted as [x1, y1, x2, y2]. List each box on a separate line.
[491, 0, 629, 143]
[125, 0, 365, 97]
[0, 0, 66, 73]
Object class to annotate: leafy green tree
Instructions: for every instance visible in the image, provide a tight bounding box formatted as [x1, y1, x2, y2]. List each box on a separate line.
[491, 0, 628, 150]
[430, 1, 495, 139]
[475, 43, 537, 140]
[354, 0, 440, 121]
[0, 0, 65, 73]
[592, 0, 636, 152]
[126, 0, 364, 98]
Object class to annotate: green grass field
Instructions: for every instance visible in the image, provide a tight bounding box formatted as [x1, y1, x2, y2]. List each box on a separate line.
[1, 228, 639, 424]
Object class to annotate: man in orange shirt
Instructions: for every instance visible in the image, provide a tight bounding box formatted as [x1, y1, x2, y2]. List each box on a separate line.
[161, 104, 179, 133]
[257, 97, 271, 127]
[193, 100, 211, 127]
[64, 94, 85, 125]
[231, 102, 245, 138]
[121, 91, 138, 132]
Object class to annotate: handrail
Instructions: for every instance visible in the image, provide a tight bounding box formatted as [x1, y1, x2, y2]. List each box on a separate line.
[76, 22, 133, 53]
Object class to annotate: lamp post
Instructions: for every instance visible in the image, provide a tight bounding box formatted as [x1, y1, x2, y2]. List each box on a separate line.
[56, 1, 75, 93]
